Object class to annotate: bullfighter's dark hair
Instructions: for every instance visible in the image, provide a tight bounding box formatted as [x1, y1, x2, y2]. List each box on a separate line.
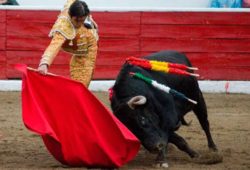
[69, 0, 90, 17]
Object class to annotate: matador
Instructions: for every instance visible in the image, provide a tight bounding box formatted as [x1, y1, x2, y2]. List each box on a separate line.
[38, 0, 98, 87]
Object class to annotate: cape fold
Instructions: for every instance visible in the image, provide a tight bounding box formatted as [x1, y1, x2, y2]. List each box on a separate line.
[15, 64, 140, 168]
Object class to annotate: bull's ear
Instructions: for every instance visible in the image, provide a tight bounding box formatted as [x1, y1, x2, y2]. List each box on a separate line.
[127, 96, 147, 109]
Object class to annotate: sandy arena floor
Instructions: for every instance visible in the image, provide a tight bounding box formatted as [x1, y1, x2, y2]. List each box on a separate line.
[0, 91, 250, 170]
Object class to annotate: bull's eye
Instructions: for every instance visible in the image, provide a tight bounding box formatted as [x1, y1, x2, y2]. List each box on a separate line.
[140, 116, 147, 126]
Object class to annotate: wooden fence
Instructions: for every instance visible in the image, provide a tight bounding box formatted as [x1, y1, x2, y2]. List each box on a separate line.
[0, 10, 250, 80]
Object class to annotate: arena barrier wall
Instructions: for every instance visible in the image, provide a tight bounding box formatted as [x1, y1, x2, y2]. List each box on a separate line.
[0, 7, 250, 80]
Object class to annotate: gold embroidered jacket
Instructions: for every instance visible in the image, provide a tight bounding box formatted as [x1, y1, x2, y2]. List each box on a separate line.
[40, 0, 98, 67]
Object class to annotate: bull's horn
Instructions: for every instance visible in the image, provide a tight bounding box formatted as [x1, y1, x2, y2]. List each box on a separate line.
[127, 96, 147, 109]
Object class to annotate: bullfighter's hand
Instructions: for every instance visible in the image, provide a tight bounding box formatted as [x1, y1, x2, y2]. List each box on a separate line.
[38, 64, 48, 75]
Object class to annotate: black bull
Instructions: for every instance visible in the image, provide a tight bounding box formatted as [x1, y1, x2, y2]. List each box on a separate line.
[110, 50, 217, 166]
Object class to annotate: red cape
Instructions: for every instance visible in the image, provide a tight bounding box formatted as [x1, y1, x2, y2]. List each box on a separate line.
[16, 65, 140, 168]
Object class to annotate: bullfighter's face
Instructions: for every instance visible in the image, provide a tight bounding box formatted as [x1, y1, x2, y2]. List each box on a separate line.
[71, 16, 87, 28]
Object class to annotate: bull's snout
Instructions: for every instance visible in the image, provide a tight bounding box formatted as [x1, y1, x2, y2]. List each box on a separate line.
[156, 142, 166, 151]
[149, 140, 166, 153]
[143, 135, 167, 153]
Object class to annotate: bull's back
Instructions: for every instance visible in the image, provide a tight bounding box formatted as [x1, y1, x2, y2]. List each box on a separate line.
[112, 50, 202, 118]
[144, 50, 192, 67]
[114, 50, 200, 101]
[143, 50, 200, 101]
[142, 50, 195, 87]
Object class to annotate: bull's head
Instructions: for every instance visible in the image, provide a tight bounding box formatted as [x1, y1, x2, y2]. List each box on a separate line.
[114, 95, 167, 153]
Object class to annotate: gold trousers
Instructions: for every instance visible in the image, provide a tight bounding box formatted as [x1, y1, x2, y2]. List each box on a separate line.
[70, 55, 94, 87]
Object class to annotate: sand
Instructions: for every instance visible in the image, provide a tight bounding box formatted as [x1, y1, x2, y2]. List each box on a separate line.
[0, 92, 249, 170]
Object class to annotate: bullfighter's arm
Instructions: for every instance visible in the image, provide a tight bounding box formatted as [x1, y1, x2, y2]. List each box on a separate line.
[39, 32, 66, 66]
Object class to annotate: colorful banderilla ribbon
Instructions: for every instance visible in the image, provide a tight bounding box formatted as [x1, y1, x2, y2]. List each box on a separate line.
[126, 56, 199, 77]
[130, 72, 197, 104]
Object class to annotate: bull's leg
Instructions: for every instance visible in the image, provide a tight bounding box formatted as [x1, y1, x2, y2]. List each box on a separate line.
[169, 132, 199, 158]
[155, 147, 169, 168]
[193, 90, 217, 151]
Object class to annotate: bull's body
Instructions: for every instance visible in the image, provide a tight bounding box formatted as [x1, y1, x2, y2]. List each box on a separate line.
[110, 50, 217, 167]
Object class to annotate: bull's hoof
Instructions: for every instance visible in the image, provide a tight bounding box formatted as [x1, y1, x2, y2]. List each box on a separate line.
[209, 143, 218, 152]
[190, 151, 200, 158]
[209, 146, 218, 152]
[192, 151, 223, 164]
[154, 162, 169, 168]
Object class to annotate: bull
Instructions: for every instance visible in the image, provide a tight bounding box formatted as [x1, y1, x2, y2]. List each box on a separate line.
[110, 50, 217, 168]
